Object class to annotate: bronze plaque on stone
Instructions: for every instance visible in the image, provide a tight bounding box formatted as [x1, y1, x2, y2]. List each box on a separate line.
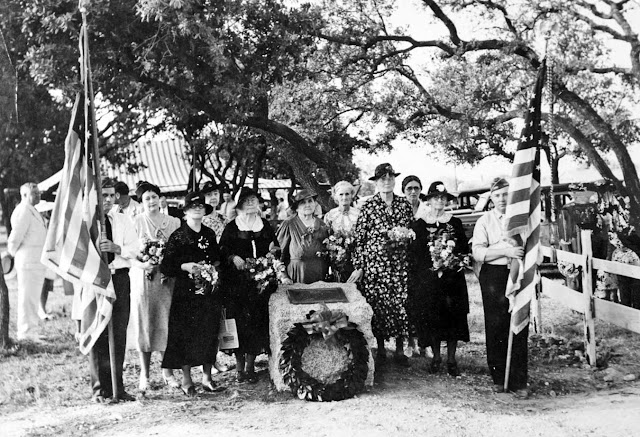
[286, 287, 348, 304]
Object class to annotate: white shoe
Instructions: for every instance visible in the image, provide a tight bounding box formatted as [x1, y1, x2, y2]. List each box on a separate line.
[38, 310, 52, 320]
[213, 361, 229, 373]
[139, 375, 149, 392]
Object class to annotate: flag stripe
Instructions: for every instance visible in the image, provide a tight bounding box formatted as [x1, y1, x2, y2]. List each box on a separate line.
[41, 93, 115, 355]
[504, 60, 546, 335]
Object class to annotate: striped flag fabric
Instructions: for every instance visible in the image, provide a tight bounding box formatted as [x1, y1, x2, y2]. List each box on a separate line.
[41, 93, 115, 355]
[504, 60, 547, 335]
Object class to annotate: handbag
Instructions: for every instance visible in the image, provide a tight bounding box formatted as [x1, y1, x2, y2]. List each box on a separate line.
[218, 307, 239, 350]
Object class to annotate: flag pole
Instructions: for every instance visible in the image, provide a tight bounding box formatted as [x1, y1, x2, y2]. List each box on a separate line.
[81, 7, 119, 402]
[503, 302, 516, 392]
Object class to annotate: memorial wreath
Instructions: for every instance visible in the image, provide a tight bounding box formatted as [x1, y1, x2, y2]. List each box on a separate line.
[279, 307, 369, 402]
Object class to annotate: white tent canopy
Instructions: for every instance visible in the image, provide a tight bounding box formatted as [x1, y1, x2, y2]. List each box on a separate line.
[38, 138, 296, 196]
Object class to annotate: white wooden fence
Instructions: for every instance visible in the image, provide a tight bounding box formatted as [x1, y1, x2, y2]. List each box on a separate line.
[536, 230, 640, 366]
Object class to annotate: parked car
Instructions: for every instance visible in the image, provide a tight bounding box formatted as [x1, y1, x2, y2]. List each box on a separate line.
[453, 180, 608, 244]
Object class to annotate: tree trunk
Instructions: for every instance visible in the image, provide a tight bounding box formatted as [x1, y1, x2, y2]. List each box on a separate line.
[246, 117, 333, 208]
[557, 84, 640, 235]
[0, 263, 10, 349]
[252, 143, 267, 193]
[0, 30, 14, 348]
[553, 116, 621, 189]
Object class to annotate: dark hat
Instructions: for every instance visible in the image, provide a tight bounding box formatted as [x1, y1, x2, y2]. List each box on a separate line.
[290, 188, 318, 210]
[369, 163, 400, 181]
[424, 181, 457, 202]
[135, 181, 160, 200]
[201, 181, 220, 194]
[183, 191, 213, 215]
[1, 252, 14, 275]
[235, 187, 260, 210]
[490, 177, 509, 192]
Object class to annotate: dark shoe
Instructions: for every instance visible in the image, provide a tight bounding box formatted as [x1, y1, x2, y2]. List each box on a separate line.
[447, 362, 461, 377]
[245, 371, 259, 384]
[202, 381, 226, 393]
[181, 385, 197, 397]
[236, 371, 248, 383]
[118, 392, 136, 402]
[512, 388, 529, 399]
[429, 358, 442, 374]
[393, 354, 411, 368]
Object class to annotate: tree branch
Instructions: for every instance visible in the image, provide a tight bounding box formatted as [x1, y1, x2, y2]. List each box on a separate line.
[422, 0, 461, 45]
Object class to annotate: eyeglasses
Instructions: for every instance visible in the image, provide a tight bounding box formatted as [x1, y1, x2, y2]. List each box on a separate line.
[431, 195, 448, 201]
[405, 186, 421, 192]
[189, 203, 205, 209]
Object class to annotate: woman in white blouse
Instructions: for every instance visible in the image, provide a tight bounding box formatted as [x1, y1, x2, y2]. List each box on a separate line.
[324, 181, 360, 234]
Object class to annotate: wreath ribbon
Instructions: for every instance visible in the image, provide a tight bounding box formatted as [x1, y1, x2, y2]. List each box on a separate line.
[300, 306, 351, 341]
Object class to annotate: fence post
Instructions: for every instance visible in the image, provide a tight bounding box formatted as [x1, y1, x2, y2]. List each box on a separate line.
[581, 230, 597, 366]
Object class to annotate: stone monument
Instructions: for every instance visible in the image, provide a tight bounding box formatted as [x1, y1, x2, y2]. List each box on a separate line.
[269, 281, 375, 391]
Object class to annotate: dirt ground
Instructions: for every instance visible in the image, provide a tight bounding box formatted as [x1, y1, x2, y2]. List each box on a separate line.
[2, 272, 640, 436]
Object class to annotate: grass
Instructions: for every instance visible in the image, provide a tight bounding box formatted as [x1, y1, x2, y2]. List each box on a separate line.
[2, 271, 640, 416]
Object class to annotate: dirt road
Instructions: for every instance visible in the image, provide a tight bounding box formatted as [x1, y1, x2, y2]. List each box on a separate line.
[3, 357, 640, 437]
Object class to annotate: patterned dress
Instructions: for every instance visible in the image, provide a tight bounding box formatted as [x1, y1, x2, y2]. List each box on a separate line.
[130, 213, 181, 352]
[203, 212, 226, 242]
[219, 218, 279, 355]
[352, 193, 413, 339]
[160, 223, 222, 369]
[324, 207, 360, 282]
[324, 207, 360, 234]
[408, 214, 470, 344]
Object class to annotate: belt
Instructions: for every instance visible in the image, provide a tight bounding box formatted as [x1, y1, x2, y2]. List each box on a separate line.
[110, 268, 130, 275]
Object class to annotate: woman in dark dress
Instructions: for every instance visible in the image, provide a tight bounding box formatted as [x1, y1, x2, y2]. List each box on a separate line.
[409, 181, 470, 377]
[161, 192, 225, 396]
[276, 189, 329, 284]
[219, 188, 282, 383]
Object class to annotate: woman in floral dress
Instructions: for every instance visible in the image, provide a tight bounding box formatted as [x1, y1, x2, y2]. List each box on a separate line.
[219, 188, 282, 383]
[201, 180, 230, 374]
[130, 181, 181, 391]
[161, 192, 226, 396]
[201, 181, 226, 242]
[349, 163, 413, 366]
[409, 181, 469, 377]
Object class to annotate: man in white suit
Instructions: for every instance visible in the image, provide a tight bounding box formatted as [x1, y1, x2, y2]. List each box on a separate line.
[8, 182, 47, 341]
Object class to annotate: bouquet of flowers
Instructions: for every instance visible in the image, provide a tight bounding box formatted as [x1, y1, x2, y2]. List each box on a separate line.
[189, 261, 219, 295]
[387, 226, 416, 252]
[138, 237, 166, 280]
[316, 231, 355, 282]
[428, 229, 470, 277]
[244, 253, 286, 296]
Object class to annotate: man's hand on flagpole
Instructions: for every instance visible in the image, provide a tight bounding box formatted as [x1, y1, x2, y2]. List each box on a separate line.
[505, 246, 524, 259]
[100, 238, 121, 255]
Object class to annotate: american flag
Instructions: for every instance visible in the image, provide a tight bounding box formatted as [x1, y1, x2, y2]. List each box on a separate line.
[40, 93, 115, 355]
[504, 60, 547, 335]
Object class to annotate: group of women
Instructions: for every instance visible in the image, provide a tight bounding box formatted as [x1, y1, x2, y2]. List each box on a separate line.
[126, 163, 470, 397]
[344, 163, 470, 376]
